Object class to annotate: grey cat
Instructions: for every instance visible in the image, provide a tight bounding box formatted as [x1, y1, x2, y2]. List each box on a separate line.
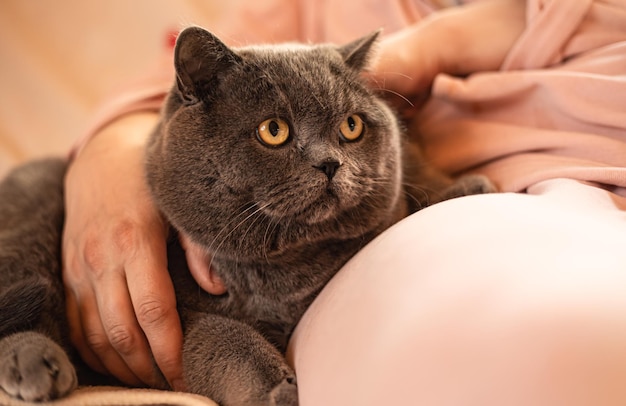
[0, 27, 494, 405]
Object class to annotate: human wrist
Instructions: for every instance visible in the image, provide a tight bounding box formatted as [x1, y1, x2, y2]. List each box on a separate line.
[71, 112, 159, 164]
[65, 112, 163, 229]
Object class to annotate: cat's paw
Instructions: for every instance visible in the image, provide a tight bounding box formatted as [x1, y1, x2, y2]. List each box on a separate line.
[0, 332, 77, 402]
[268, 375, 298, 406]
[443, 174, 497, 200]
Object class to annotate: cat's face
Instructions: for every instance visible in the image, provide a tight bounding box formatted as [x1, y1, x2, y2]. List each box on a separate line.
[147, 27, 404, 260]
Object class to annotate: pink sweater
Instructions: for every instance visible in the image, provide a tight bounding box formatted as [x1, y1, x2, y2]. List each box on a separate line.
[419, 0, 626, 200]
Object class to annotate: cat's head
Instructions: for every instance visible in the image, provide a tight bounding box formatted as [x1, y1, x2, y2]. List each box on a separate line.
[146, 27, 404, 260]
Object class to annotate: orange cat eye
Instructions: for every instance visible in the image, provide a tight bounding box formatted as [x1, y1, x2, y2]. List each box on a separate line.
[256, 118, 290, 147]
[339, 114, 364, 142]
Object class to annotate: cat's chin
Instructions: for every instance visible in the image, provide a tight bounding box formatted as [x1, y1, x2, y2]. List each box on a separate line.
[303, 206, 337, 225]
[257, 185, 344, 225]
[296, 193, 341, 225]
[296, 186, 373, 226]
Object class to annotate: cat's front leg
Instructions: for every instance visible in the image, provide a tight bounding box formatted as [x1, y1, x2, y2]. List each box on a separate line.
[183, 314, 297, 406]
[0, 332, 77, 402]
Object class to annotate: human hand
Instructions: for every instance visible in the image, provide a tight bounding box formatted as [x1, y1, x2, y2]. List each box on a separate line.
[369, 0, 526, 113]
[63, 112, 227, 390]
[62, 112, 184, 390]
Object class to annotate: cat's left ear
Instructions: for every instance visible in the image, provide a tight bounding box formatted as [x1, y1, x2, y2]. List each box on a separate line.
[337, 30, 381, 71]
[174, 26, 241, 103]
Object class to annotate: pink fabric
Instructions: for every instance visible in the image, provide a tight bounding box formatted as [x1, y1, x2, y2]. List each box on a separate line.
[209, 0, 435, 45]
[417, 0, 626, 200]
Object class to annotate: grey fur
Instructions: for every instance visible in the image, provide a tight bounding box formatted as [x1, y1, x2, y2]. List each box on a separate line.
[0, 27, 494, 405]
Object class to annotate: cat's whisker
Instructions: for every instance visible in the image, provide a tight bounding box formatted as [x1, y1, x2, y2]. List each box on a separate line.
[400, 181, 446, 208]
[307, 88, 328, 111]
[401, 188, 427, 211]
[377, 88, 414, 108]
[344, 205, 365, 236]
[363, 177, 393, 185]
[207, 202, 272, 271]
[205, 203, 258, 266]
[207, 202, 262, 255]
[401, 179, 446, 197]
[262, 213, 283, 264]
[240, 205, 271, 254]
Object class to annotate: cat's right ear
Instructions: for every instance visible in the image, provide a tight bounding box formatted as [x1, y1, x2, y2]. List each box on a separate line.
[338, 30, 381, 71]
[174, 26, 241, 104]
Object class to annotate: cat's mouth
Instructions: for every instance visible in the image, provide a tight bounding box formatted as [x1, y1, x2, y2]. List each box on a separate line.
[258, 176, 366, 225]
[260, 187, 342, 225]
[301, 189, 341, 224]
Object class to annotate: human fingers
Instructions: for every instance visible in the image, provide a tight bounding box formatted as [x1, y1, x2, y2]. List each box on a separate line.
[125, 229, 187, 391]
[63, 225, 158, 387]
[64, 281, 107, 376]
[179, 232, 226, 296]
[63, 261, 147, 386]
[94, 260, 165, 387]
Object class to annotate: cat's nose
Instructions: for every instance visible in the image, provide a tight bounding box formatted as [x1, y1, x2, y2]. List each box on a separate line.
[314, 159, 341, 180]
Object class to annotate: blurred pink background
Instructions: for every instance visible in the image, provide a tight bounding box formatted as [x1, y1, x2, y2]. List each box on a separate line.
[0, 0, 461, 178]
[0, 1, 249, 177]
